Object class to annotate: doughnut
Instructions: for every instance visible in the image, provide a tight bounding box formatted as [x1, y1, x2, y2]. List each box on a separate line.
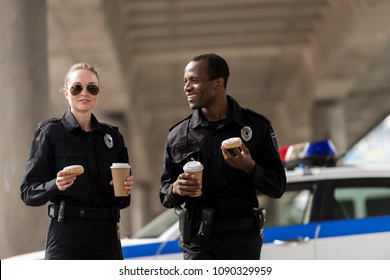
[222, 137, 242, 150]
[63, 165, 84, 175]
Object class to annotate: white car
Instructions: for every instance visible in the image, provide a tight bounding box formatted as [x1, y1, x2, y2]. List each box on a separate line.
[6, 140, 390, 259]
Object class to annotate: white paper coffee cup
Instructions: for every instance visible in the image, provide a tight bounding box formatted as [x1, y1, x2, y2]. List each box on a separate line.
[183, 161, 203, 197]
[111, 163, 131, 197]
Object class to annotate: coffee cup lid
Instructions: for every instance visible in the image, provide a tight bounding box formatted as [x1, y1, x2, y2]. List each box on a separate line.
[111, 162, 131, 169]
[183, 161, 203, 172]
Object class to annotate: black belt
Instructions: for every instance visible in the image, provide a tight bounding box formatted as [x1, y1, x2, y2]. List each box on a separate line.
[48, 203, 120, 222]
[193, 217, 256, 232]
[213, 217, 256, 232]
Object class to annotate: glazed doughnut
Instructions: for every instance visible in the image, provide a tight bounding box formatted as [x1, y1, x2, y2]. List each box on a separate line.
[222, 137, 242, 150]
[63, 165, 84, 175]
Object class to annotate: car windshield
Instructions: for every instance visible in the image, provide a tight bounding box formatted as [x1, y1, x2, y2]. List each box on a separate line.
[131, 208, 178, 239]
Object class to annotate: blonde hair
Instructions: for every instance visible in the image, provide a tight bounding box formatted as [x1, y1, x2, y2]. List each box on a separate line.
[64, 62, 100, 88]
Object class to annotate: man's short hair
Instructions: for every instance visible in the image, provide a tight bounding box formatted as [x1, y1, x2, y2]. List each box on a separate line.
[191, 53, 230, 89]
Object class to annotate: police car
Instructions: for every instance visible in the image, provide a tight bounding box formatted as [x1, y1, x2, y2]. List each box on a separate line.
[5, 140, 390, 259]
[261, 139, 390, 259]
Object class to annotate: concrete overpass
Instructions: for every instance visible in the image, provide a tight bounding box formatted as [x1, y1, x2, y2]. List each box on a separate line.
[1, 0, 390, 258]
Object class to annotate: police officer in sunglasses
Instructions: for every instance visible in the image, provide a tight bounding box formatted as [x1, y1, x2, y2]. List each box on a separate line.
[21, 63, 134, 259]
[160, 53, 286, 260]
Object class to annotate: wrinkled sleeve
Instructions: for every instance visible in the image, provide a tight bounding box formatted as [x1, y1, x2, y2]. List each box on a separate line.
[252, 123, 286, 199]
[159, 141, 186, 208]
[20, 126, 61, 206]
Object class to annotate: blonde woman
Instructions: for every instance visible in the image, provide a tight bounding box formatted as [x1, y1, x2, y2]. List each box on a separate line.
[21, 63, 134, 259]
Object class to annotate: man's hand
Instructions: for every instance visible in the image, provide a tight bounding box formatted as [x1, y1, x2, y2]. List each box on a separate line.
[172, 173, 202, 197]
[221, 142, 255, 174]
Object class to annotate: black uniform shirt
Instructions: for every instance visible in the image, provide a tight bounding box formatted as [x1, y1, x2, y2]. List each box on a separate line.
[160, 96, 286, 220]
[21, 108, 130, 209]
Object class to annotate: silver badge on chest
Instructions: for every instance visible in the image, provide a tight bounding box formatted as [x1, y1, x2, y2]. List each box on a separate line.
[241, 126, 253, 142]
[104, 133, 113, 148]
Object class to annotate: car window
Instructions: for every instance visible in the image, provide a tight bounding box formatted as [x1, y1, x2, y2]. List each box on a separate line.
[131, 209, 178, 238]
[333, 178, 390, 220]
[258, 182, 315, 227]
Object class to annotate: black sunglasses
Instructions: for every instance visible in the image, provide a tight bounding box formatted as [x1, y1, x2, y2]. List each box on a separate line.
[69, 84, 100, 96]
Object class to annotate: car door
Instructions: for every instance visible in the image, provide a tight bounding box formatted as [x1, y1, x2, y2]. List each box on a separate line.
[316, 178, 390, 259]
[122, 209, 182, 260]
[260, 181, 320, 259]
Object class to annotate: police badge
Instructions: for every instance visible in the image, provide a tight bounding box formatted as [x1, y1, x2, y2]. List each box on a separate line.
[104, 133, 113, 148]
[241, 126, 253, 142]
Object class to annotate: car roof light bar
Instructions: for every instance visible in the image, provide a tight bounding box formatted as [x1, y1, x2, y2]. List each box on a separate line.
[279, 139, 338, 170]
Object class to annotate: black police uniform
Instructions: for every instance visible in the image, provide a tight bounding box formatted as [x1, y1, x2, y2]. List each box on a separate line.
[160, 96, 286, 260]
[21, 108, 130, 259]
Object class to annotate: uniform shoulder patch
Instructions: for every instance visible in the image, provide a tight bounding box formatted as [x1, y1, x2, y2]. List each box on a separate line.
[169, 114, 192, 132]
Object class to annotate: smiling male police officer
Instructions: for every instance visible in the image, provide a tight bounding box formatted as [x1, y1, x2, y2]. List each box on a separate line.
[160, 53, 286, 260]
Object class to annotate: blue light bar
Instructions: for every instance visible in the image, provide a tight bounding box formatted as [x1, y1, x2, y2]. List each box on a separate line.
[303, 139, 337, 158]
[280, 139, 338, 170]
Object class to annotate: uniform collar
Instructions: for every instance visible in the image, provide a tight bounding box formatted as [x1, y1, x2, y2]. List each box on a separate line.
[61, 108, 104, 132]
[190, 95, 245, 129]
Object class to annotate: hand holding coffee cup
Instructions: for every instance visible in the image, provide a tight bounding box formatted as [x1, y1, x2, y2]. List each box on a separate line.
[110, 163, 131, 197]
[182, 161, 204, 197]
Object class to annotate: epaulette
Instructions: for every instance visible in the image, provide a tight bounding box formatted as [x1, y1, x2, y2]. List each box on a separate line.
[243, 107, 271, 125]
[38, 117, 61, 129]
[100, 122, 119, 131]
[169, 114, 192, 132]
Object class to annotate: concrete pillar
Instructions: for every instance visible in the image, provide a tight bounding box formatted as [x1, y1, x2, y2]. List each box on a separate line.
[312, 100, 347, 155]
[0, 0, 49, 258]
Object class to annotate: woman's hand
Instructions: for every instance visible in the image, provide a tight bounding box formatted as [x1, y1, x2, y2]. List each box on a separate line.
[110, 175, 134, 195]
[56, 170, 78, 191]
[124, 175, 134, 195]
